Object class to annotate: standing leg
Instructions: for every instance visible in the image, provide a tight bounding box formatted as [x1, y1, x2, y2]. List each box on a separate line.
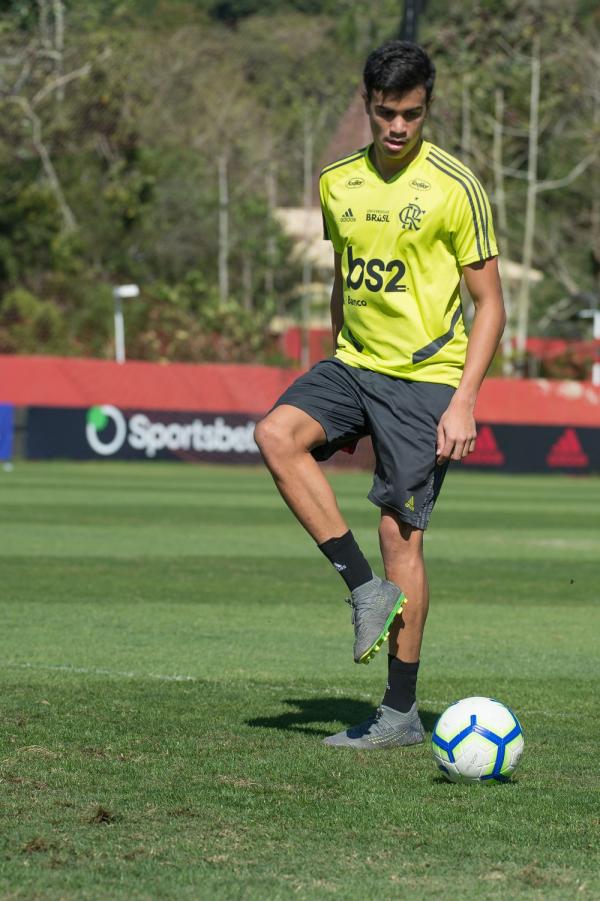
[379, 509, 426, 718]
[323, 508, 427, 748]
[379, 511, 428, 663]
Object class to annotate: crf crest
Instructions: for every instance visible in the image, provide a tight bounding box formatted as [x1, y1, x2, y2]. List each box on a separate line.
[399, 203, 425, 230]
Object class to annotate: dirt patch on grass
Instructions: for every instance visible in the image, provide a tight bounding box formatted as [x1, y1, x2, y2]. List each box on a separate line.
[18, 745, 59, 758]
[89, 805, 120, 824]
[22, 837, 51, 854]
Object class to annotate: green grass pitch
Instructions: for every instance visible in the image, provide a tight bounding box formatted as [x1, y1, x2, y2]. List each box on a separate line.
[1, 461, 599, 899]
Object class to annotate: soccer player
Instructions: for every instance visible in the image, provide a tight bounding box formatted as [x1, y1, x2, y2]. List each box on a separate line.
[254, 41, 505, 748]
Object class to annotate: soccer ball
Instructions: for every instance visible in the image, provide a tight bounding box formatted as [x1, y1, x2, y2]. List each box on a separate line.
[431, 697, 524, 784]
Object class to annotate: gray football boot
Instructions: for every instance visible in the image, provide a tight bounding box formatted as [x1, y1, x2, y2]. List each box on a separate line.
[323, 702, 425, 749]
[347, 575, 406, 664]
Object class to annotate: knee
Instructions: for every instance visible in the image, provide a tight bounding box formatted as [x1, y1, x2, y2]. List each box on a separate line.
[378, 514, 399, 548]
[254, 414, 293, 465]
[379, 515, 424, 566]
[254, 415, 278, 457]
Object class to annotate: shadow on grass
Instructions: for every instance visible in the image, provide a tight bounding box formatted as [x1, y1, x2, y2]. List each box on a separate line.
[246, 697, 441, 737]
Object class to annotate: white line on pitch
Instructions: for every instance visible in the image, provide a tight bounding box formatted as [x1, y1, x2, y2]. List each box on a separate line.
[0, 663, 577, 717]
[2, 661, 197, 682]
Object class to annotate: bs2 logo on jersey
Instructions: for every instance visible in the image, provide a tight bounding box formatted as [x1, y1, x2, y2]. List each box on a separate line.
[346, 246, 407, 293]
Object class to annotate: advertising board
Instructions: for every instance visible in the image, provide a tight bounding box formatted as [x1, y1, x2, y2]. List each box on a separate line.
[26, 406, 260, 463]
[0, 404, 14, 461]
[25, 405, 600, 472]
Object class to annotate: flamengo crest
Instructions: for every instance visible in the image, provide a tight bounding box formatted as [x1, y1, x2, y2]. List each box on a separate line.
[399, 203, 425, 230]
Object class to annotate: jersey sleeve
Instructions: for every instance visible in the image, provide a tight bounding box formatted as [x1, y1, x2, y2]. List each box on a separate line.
[319, 175, 343, 254]
[449, 177, 498, 266]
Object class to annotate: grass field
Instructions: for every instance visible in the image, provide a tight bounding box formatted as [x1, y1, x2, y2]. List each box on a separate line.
[1, 461, 599, 899]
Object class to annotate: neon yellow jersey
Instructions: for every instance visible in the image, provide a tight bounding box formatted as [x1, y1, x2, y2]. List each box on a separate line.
[319, 139, 498, 387]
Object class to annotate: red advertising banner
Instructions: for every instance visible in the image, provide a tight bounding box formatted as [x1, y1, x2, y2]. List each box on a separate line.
[2, 354, 600, 426]
[2, 355, 600, 472]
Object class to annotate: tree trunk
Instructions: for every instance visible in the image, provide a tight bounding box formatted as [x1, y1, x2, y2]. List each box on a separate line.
[492, 88, 514, 375]
[242, 253, 253, 312]
[265, 160, 277, 300]
[515, 36, 540, 365]
[591, 51, 600, 297]
[461, 76, 472, 163]
[218, 154, 229, 306]
[301, 110, 314, 370]
[53, 0, 65, 102]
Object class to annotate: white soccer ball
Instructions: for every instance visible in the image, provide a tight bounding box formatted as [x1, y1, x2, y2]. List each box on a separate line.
[431, 696, 524, 784]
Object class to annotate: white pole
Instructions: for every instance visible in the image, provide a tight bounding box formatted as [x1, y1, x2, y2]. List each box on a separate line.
[114, 295, 125, 364]
[113, 284, 139, 365]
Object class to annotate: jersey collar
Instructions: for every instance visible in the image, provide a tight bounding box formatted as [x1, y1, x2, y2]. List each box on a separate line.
[364, 139, 431, 184]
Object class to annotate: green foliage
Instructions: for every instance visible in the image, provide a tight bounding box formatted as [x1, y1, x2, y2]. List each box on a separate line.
[0, 182, 62, 284]
[0, 0, 598, 364]
[124, 288, 281, 363]
[0, 288, 68, 353]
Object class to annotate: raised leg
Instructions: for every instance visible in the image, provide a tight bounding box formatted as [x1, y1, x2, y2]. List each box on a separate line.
[254, 404, 349, 544]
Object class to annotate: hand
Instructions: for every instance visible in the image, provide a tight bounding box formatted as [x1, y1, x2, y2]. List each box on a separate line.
[436, 401, 477, 464]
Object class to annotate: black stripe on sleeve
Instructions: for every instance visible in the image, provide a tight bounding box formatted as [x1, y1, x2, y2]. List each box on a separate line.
[429, 149, 492, 258]
[426, 154, 483, 261]
[320, 148, 367, 178]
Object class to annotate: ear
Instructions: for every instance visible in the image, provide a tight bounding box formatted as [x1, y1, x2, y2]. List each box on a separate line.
[361, 87, 370, 114]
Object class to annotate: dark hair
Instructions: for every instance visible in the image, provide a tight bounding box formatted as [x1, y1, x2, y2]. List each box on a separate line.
[363, 40, 435, 104]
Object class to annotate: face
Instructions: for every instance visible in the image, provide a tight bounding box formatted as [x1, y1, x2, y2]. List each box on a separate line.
[365, 85, 429, 168]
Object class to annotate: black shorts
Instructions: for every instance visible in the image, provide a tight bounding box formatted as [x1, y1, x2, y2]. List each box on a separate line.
[274, 358, 455, 530]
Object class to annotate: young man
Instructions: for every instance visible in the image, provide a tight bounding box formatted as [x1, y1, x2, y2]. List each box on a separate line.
[255, 41, 505, 748]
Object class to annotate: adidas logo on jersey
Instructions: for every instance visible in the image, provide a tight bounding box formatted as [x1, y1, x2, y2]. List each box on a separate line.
[340, 208, 356, 222]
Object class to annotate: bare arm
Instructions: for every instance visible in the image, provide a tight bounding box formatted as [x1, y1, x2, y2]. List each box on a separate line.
[330, 251, 343, 352]
[436, 256, 506, 463]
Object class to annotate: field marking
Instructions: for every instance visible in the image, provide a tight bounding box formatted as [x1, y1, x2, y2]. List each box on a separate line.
[0, 662, 579, 719]
[2, 661, 197, 682]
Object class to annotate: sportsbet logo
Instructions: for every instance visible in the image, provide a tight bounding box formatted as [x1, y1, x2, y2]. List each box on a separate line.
[86, 405, 127, 456]
[85, 405, 259, 458]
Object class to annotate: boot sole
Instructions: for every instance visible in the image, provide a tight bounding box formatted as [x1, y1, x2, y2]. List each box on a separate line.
[357, 594, 407, 665]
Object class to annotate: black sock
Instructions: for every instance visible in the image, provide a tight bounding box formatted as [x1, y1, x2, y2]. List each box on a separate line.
[382, 658, 420, 713]
[317, 530, 373, 592]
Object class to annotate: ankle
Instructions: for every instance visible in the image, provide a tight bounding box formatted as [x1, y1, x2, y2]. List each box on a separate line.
[318, 530, 373, 592]
[382, 658, 420, 713]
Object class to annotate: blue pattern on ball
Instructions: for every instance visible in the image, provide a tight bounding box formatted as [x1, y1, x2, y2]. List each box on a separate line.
[432, 709, 523, 781]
